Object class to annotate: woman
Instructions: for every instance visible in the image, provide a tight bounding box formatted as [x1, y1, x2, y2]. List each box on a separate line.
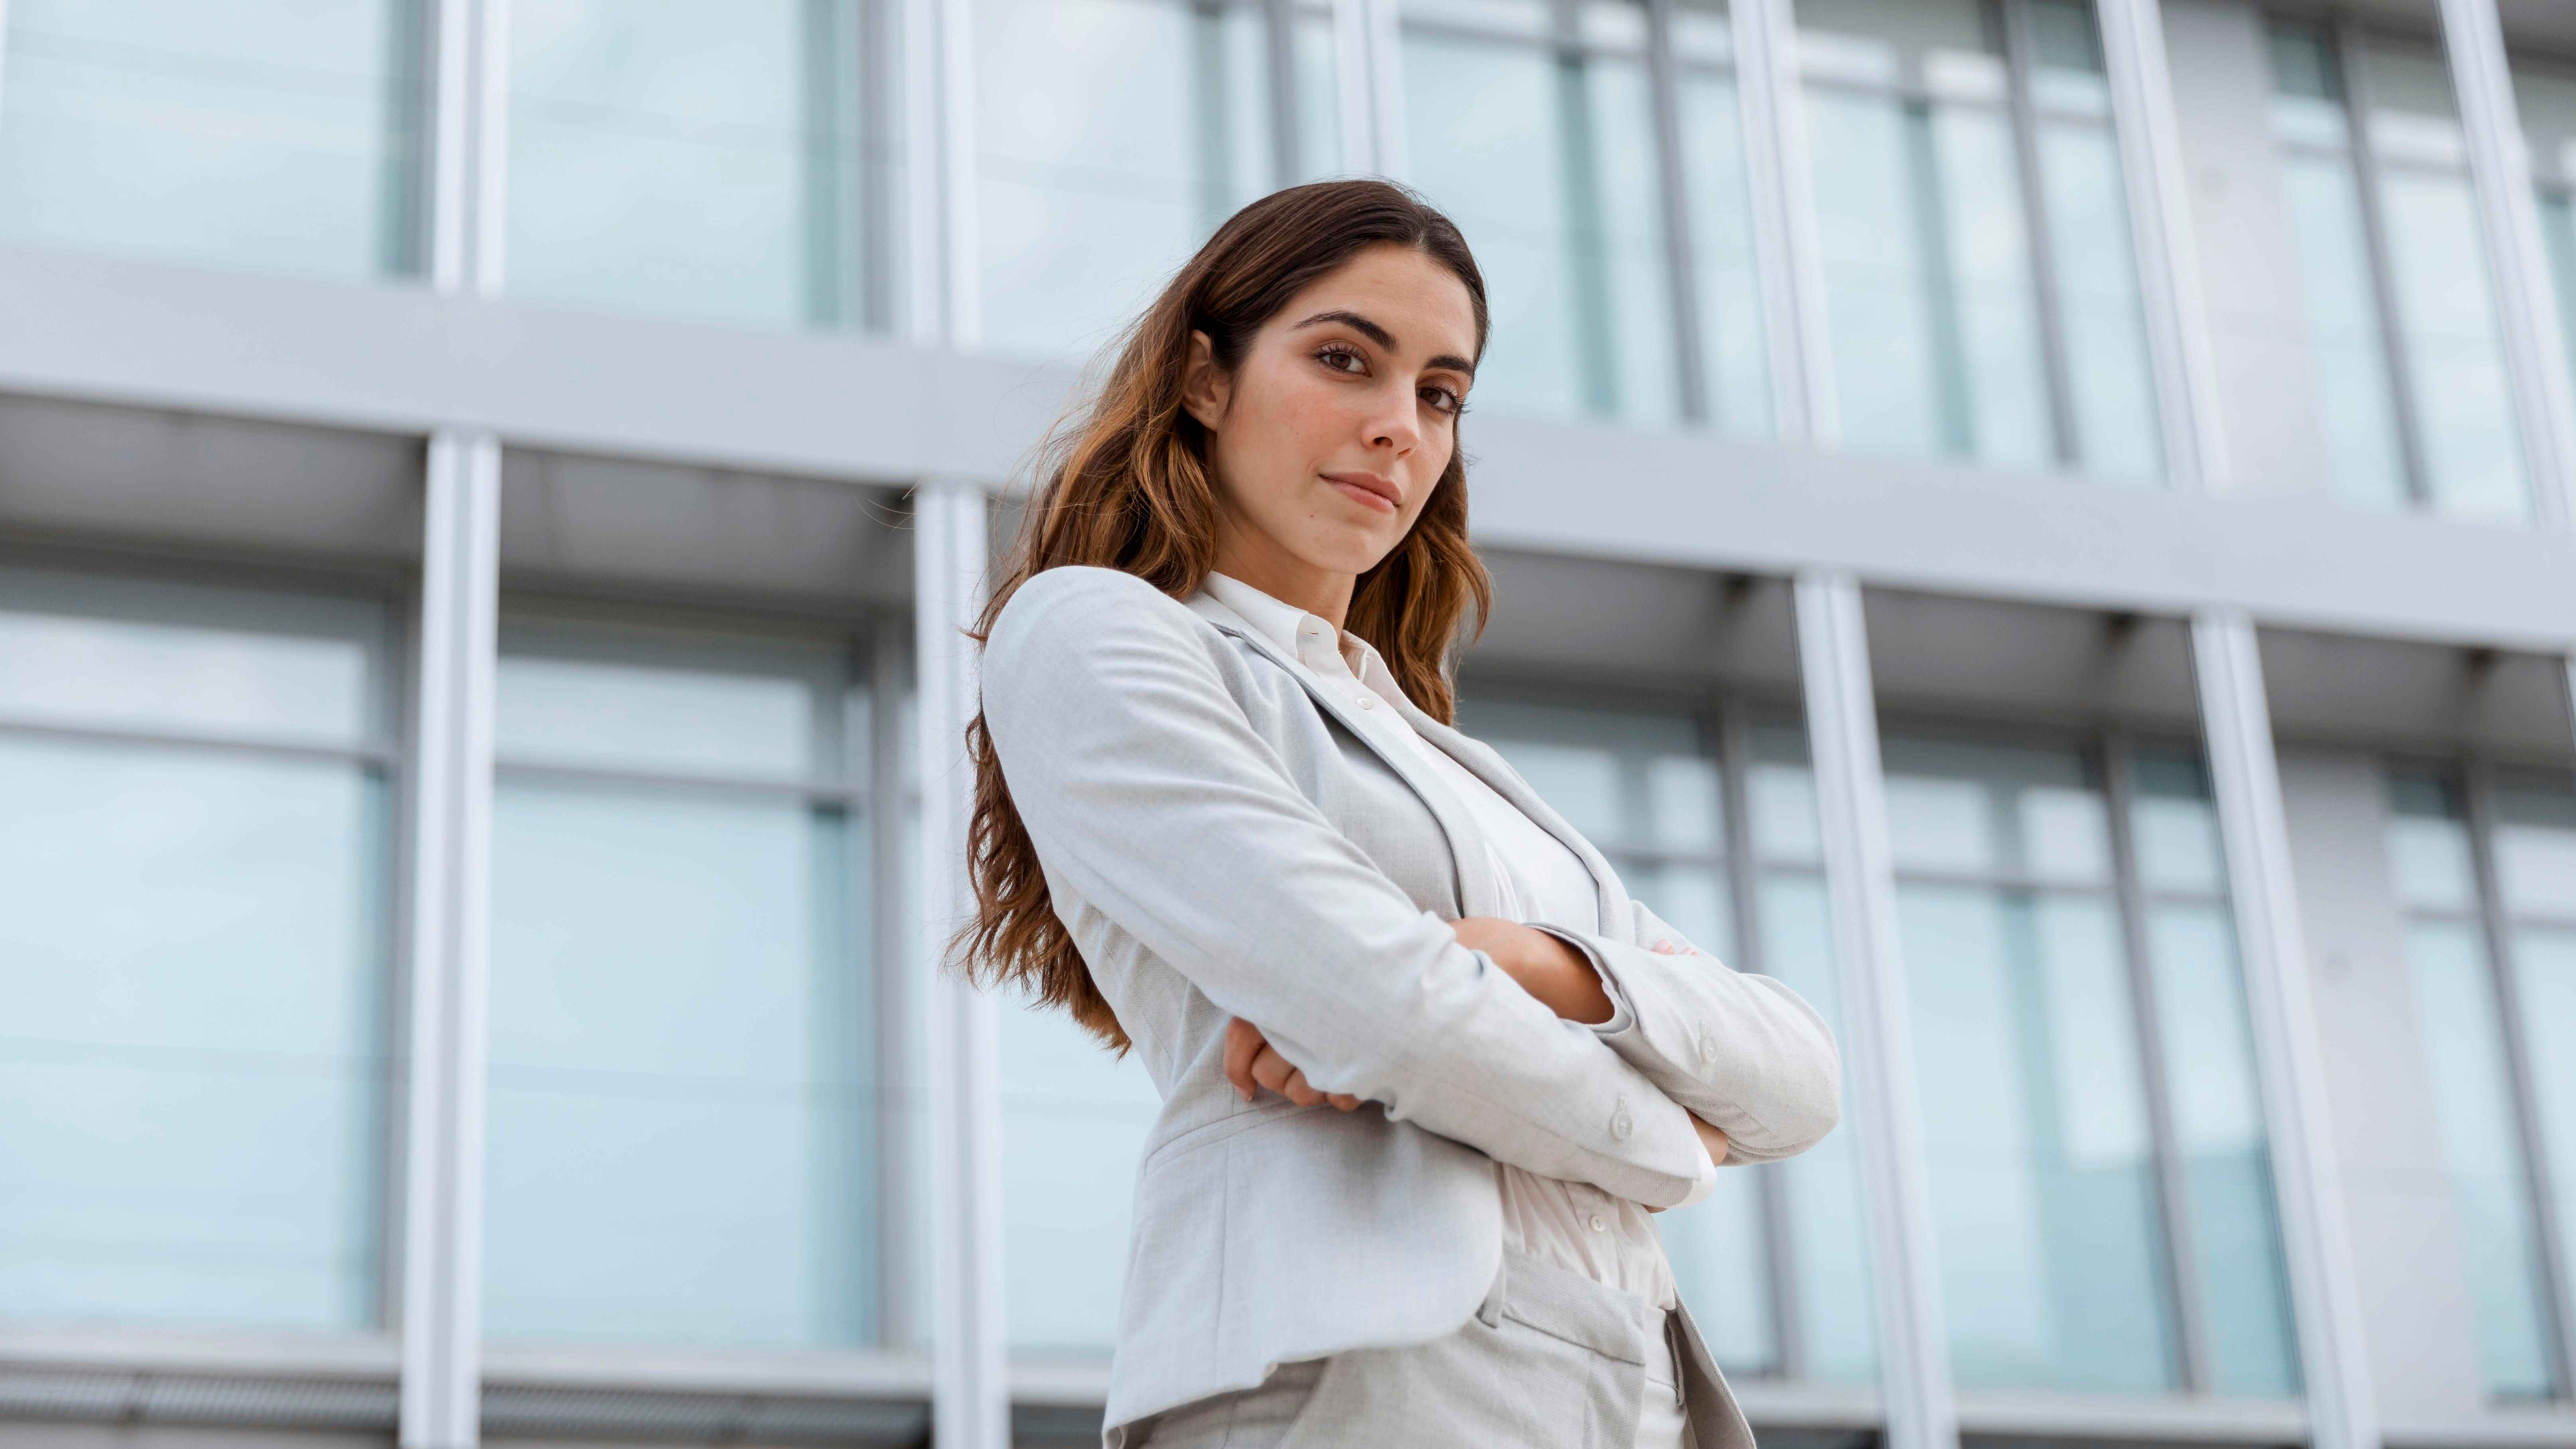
[957, 179, 1842, 1449]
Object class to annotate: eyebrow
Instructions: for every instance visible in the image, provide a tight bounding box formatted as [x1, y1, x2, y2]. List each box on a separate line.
[1290, 309, 1477, 381]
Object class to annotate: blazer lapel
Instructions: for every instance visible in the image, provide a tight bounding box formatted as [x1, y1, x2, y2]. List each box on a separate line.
[1397, 702, 1626, 940]
[1185, 591, 1499, 919]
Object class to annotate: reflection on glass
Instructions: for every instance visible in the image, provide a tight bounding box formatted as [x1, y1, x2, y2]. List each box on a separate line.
[483, 621, 875, 1347]
[1797, 0, 2158, 481]
[977, 0, 1336, 363]
[2519, 63, 2576, 394]
[2267, 23, 2531, 522]
[0, 574, 392, 1331]
[1405, 1, 1679, 424]
[1675, 2, 1776, 438]
[0, 0, 422, 278]
[506, 0, 872, 329]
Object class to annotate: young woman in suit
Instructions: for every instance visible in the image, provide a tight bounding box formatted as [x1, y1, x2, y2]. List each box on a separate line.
[956, 177, 1843, 1449]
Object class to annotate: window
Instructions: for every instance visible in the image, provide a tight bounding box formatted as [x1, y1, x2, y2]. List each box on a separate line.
[1460, 694, 1876, 1384]
[482, 610, 882, 1348]
[2387, 764, 2576, 1402]
[2268, 20, 2531, 522]
[505, 0, 887, 329]
[1401, 0, 1771, 433]
[0, 564, 397, 1331]
[0, 0, 424, 279]
[2515, 57, 2576, 399]
[1885, 731, 2296, 1395]
[1796, 0, 2161, 481]
[976, 0, 1340, 363]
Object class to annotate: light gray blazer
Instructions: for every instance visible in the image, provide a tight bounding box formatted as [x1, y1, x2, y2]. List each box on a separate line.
[977, 564, 1842, 1437]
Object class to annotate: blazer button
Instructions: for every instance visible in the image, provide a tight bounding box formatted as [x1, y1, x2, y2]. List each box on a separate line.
[1609, 1096, 1634, 1142]
[1696, 1025, 1718, 1069]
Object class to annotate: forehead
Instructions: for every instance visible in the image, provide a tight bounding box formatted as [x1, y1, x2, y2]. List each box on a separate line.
[1272, 245, 1479, 361]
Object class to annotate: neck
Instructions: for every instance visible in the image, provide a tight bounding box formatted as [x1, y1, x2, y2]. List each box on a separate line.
[1210, 528, 1357, 632]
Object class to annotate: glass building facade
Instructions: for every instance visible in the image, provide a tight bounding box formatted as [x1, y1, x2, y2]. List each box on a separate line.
[0, 2, 2573, 1449]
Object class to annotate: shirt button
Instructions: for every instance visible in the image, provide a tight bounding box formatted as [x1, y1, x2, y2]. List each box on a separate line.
[1609, 1097, 1634, 1141]
[1357, 695, 1376, 710]
[1587, 1213, 1608, 1233]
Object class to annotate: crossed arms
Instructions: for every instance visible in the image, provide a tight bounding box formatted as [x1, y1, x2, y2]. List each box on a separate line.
[979, 567, 1841, 1208]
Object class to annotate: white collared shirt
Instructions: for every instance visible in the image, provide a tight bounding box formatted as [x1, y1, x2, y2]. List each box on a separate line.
[1193, 570, 1695, 1313]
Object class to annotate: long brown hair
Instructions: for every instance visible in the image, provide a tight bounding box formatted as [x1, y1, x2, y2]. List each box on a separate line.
[944, 178, 1497, 1053]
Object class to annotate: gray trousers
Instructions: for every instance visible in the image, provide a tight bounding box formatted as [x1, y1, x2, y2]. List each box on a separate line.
[1121, 1249, 1749, 1449]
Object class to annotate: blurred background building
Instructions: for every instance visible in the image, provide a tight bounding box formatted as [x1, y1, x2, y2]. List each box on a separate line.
[0, 1, 2571, 1448]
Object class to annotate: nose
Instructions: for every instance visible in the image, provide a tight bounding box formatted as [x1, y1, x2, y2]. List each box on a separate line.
[1360, 380, 1420, 457]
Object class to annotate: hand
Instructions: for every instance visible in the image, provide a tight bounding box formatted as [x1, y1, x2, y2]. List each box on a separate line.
[1449, 917, 1614, 1025]
[1224, 1017, 1362, 1111]
[1648, 1116, 1734, 1213]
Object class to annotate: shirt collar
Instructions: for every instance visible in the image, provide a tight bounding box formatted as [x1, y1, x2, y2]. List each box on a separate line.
[1196, 570, 1388, 685]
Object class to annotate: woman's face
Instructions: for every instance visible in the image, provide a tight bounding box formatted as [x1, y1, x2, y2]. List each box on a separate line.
[1183, 243, 1480, 586]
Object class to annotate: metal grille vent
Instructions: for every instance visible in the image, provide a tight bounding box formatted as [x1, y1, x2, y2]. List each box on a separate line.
[0, 1366, 398, 1430]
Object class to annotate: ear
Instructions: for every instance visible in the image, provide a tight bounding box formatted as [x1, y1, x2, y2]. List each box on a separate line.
[1180, 329, 1231, 432]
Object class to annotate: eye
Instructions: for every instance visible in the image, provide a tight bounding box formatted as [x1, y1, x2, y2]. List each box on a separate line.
[1421, 384, 1468, 417]
[1315, 343, 1368, 376]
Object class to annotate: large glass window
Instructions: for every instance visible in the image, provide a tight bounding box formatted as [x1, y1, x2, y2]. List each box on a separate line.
[2515, 57, 2576, 398]
[1401, 0, 1771, 433]
[483, 610, 881, 1348]
[976, 0, 1339, 363]
[2267, 20, 2531, 523]
[505, 0, 884, 329]
[1796, 0, 2161, 482]
[2388, 763, 2576, 1402]
[1885, 730, 2297, 1395]
[0, 564, 396, 1331]
[1460, 695, 1875, 1384]
[0, 0, 424, 279]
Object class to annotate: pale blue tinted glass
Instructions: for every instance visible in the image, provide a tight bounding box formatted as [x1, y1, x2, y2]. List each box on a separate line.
[2147, 900, 2300, 1396]
[1454, 697, 1719, 855]
[2491, 771, 2576, 918]
[496, 621, 847, 780]
[2129, 747, 2224, 894]
[2405, 919, 2558, 1398]
[1900, 881, 2175, 1391]
[977, 0, 1330, 363]
[2542, 187, 2576, 390]
[1404, 3, 1681, 423]
[2376, 164, 2530, 522]
[2270, 26, 2410, 509]
[1882, 735, 2109, 884]
[1660, 1153, 1777, 1373]
[1001, 998, 1159, 1356]
[2038, 119, 2161, 483]
[1799, 0, 2055, 471]
[1747, 723, 1823, 865]
[1759, 869, 1880, 1384]
[2386, 769, 2480, 911]
[1678, 55, 1776, 438]
[2519, 64, 2576, 386]
[0, 739, 388, 1329]
[0, 568, 384, 745]
[0, 0, 421, 278]
[506, 0, 867, 329]
[2516, 922, 2576, 1374]
[485, 783, 871, 1346]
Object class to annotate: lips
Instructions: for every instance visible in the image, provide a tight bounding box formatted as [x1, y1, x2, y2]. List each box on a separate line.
[1321, 472, 1401, 513]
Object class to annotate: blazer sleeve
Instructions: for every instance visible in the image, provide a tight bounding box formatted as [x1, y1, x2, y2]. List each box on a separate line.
[979, 566, 1711, 1208]
[1530, 897, 1843, 1167]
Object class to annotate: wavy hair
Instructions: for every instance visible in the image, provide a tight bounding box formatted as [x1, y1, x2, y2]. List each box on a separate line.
[944, 178, 1495, 1053]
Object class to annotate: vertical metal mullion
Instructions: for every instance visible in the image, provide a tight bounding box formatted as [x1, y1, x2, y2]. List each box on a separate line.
[916, 481, 1006, 1449]
[1717, 695, 1802, 1382]
[2100, 731, 2212, 1395]
[1997, 0, 2086, 472]
[1734, 0, 1838, 446]
[398, 433, 501, 1449]
[1645, 0, 1712, 426]
[2096, 0, 2231, 491]
[871, 612, 928, 1354]
[2190, 610, 2379, 1449]
[901, 0, 979, 347]
[1332, 0, 1406, 178]
[428, 0, 509, 299]
[2462, 759, 2576, 1398]
[2437, 0, 2576, 533]
[1792, 572, 1955, 1449]
[2333, 15, 2438, 511]
[1265, 0, 1303, 186]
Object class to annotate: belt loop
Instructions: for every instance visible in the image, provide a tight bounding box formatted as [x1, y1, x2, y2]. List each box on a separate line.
[1475, 1252, 1510, 1329]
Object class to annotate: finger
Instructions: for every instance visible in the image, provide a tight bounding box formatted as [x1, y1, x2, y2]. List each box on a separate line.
[1279, 1068, 1324, 1108]
[1328, 1093, 1362, 1112]
[1223, 1018, 1263, 1102]
[1250, 1045, 1297, 1098]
